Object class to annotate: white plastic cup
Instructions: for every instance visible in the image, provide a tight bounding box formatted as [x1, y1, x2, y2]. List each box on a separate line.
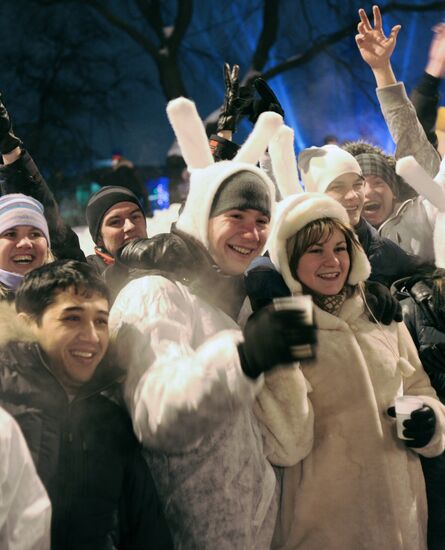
[273, 295, 315, 360]
[395, 396, 423, 440]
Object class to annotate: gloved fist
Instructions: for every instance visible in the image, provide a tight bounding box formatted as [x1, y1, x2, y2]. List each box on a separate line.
[403, 406, 436, 448]
[244, 256, 290, 313]
[236, 77, 284, 125]
[216, 63, 253, 133]
[238, 306, 317, 379]
[364, 280, 403, 325]
[420, 343, 445, 375]
[0, 94, 22, 154]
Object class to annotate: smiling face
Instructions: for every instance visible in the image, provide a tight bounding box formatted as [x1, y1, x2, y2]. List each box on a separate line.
[296, 226, 351, 296]
[362, 175, 396, 227]
[0, 225, 48, 275]
[325, 173, 365, 227]
[207, 209, 270, 275]
[28, 287, 109, 392]
[98, 201, 147, 256]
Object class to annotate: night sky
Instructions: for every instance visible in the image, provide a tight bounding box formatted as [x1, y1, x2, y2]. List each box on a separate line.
[1, 0, 445, 175]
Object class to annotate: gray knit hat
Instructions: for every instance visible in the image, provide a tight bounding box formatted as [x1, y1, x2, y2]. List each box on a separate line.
[209, 170, 271, 218]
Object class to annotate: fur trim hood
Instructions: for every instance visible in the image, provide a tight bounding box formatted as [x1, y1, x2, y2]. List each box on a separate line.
[0, 302, 35, 347]
[268, 193, 371, 294]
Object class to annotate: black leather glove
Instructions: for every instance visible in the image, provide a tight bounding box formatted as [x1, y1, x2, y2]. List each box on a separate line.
[388, 405, 436, 448]
[403, 406, 436, 448]
[240, 78, 284, 125]
[216, 63, 253, 133]
[238, 306, 317, 379]
[0, 95, 22, 154]
[364, 280, 403, 325]
[244, 256, 291, 313]
[420, 343, 445, 374]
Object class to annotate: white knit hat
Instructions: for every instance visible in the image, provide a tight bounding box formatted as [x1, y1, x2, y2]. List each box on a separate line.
[268, 192, 371, 294]
[298, 145, 362, 193]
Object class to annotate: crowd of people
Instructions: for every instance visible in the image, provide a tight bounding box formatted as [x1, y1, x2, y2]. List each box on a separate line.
[2, 5, 445, 549]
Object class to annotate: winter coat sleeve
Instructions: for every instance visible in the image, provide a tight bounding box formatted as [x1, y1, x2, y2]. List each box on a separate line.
[410, 72, 441, 151]
[0, 149, 85, 262]
[253, 364, 314, 467]
[376, 82, 441, 178]
[397, 322, 445, 458]
[0, 407, 51, 550]
[109, 275, 263, 453]
[118, 442, 173, 550]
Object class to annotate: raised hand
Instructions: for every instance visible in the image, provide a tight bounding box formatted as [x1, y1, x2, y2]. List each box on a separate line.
[355, 5, 401, 70]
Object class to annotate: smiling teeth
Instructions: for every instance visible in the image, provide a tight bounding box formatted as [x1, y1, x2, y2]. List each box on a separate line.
[72, 351, 93, 358]
[231, 245, 251, 255]
[319, 273, 339, 279]
[13, 255, 33, 262]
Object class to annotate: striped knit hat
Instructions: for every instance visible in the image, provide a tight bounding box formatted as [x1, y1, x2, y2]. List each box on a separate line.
[0, 194, 50, 245]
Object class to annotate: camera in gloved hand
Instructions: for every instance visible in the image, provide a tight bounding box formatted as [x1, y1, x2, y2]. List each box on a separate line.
[238, 299, 317, 380]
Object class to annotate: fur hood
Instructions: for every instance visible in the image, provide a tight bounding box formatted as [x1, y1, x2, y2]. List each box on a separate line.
[268, 192, 371, 294]
[0, 302, 35, 347]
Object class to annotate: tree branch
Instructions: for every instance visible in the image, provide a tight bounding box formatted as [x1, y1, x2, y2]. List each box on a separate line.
[261, 1, 445, 80]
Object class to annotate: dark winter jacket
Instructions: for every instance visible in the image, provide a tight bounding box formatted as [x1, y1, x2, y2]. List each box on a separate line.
[355, 217, 422, 287]
[393, 273, 445, 400]
[0, 150, 86, 262]
[86, 248, 114, 275]
[410, 72, 441, 151]
[0, 306, 172, 550]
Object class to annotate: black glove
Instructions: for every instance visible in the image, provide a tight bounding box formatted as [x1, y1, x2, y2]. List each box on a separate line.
[238, 306, 317, 379]
[209, 134, 240, 161]
[420, 343, 445, 374]
[388, 405, 436, 448]
[216, 63, 253, 133]
[240, 78, 284, 125]
[403, 406, 436, 448]
[364, 280, 403, 325]
[0, 95, 22, 154]
[244, 256, 291, 313]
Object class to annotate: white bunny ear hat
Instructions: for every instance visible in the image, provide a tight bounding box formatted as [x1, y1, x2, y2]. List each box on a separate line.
[165, 97, 283, 249]
[396, 155, 445, 268]
[267, 192, 371, 294]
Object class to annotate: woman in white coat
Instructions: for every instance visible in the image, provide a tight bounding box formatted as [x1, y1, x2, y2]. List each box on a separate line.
[254, 192, 445, 550]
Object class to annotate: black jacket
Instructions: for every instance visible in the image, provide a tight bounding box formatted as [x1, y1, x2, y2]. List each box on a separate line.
[0, 337, 172, 550]
[355, 217, 422, 287]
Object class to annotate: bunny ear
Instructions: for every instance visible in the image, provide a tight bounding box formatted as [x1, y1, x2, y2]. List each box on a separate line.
[396, 156, 445, 212]
[234, 112, 283, 164]
[268, 125, 303, 198]
[434, 154, 445, 187]
[166, 97, 214, 170]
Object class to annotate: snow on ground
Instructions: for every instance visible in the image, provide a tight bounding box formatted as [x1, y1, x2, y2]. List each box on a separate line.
[73, 203, 181, 257]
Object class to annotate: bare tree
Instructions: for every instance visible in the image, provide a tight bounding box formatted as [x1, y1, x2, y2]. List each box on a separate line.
[37, 0, 193, 100]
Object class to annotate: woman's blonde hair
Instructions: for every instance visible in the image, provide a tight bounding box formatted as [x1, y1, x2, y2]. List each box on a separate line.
[286, 217, 360, 283]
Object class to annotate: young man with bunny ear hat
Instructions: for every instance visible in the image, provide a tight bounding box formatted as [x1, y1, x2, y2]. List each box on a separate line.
[108, 98, 315, 549]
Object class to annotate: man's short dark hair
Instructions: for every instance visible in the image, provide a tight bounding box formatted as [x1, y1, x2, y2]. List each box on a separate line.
[16, 260, 110, 323]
